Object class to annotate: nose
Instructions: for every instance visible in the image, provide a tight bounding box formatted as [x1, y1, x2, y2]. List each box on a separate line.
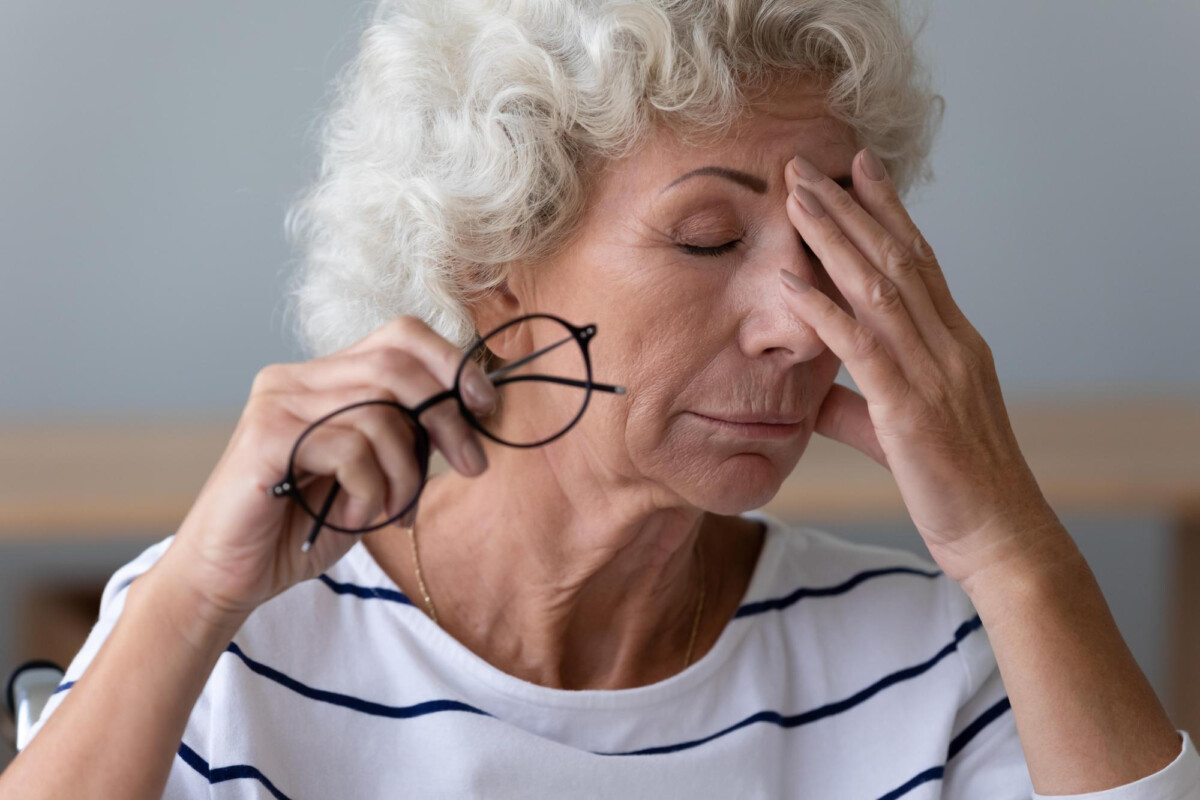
[736, 224, 830, 366]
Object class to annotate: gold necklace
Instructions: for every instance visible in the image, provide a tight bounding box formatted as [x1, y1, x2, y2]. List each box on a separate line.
[406, 515, 708, 669]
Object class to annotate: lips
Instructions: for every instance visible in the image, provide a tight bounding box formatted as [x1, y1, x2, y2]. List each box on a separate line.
[687, 411, 805, 440]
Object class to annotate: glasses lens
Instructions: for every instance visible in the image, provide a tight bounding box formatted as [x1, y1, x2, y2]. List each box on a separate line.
[289, 400, 427, 533]
[466, 316, 590, 447]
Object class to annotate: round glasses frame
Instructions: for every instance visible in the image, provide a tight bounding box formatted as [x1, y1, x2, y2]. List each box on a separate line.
[267, 313, 626, 551]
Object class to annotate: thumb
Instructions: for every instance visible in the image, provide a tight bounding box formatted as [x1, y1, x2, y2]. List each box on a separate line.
[812, 383, 890, 470]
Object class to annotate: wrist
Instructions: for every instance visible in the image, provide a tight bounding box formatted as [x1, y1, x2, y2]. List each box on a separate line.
[129, 545, 251, 655]
[958, 519, 1084, 605]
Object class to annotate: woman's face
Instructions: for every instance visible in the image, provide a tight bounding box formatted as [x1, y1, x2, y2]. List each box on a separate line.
[505, 79, 861, 515]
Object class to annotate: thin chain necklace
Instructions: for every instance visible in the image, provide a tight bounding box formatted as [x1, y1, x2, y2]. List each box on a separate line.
[406, 514, 708, 670]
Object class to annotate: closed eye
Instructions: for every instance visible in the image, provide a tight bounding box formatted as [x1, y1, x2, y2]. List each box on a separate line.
[678, 239, 741, 258]
[678, 235, 819, 260]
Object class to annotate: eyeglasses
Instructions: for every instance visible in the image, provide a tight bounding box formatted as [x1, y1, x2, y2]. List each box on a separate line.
[268, 313, 626, 552]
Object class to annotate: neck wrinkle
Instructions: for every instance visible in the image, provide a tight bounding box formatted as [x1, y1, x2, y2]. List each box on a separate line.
[368, 443, 758, 690]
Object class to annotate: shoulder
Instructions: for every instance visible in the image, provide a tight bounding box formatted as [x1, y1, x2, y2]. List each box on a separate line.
[23, 535, 176, 744]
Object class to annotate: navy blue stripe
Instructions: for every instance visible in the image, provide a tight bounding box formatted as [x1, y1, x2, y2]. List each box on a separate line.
[735, 565, 944, 618]
[52, 616, 992, 779]
[166, 700, 1010, 800]
[52, 680, 75, 695]
[224, 640, 492, 721]
[947, 695, 1012, 760]
[221, 612, 980, 758]
[874, 694, 1013, 799]
[317, 573, 414, 606]
[319, 565, 943, 620]
[595, 615, 983, 756]
[876, 765, 944, 800]
[177, 741, 292, 800]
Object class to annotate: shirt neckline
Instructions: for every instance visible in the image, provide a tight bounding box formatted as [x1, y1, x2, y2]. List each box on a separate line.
[347, 508, 793, 710]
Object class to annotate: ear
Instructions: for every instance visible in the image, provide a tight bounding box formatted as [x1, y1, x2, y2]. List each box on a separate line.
[467, 277, 525, 358]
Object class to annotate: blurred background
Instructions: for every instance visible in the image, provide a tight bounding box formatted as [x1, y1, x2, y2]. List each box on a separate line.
[1, 0, 1197, 770]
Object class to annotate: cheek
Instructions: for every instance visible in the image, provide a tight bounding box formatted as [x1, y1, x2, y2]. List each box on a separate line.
[591, 332, 700, 446]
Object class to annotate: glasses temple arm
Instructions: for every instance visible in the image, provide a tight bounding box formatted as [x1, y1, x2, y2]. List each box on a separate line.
[300, 479, 340, 552]
[485, 334, 575, 381]
[492, 374, 625, 395]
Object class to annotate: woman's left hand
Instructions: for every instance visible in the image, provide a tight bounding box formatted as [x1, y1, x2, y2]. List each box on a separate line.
[779, 149, 1068, 587]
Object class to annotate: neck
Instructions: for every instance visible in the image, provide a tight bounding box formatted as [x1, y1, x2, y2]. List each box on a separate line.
[363, 443, 765, 690]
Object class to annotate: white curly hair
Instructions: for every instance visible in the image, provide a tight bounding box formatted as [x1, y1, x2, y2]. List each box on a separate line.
[282, 0, 944, 360]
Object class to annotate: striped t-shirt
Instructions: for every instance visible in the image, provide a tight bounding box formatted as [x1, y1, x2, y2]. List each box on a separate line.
[28, 510, 1200, 798]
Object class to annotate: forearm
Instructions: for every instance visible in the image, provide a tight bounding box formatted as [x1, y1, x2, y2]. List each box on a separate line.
[0, 546, 249, 800]
[961, 526, 1181, 795]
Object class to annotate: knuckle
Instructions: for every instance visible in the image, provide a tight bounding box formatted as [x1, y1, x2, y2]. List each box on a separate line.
[353, 394, 400, 426]
[822, 221, 850, 249]
[864, 275, 902, 313]
[955, 321, 989, 357]
[922, 379, 954, 412]
[947, 341, 984, 379]
[879, 238, 917, 278]
[364, 386, 398, 404]
[251, 364, 285, 394]
[946, 305, 974, 332]
[969, 337, 995, 373]
[369, 347, 418, 378]
[910, 231, 937, 263]
[340, 428, 376, 467]
[977, 335, 995, 364]
[850, 325, 883, 360]
[826, 187, 859, 215]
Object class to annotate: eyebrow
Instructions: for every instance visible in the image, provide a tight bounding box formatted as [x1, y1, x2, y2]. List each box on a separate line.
[661, 165, 854, 195]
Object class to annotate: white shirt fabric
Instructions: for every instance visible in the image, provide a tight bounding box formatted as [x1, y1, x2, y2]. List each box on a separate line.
[27, 509, 1200, 799]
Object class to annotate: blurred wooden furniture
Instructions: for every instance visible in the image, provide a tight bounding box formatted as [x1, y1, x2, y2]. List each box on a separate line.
[1, 395, 1198, 733]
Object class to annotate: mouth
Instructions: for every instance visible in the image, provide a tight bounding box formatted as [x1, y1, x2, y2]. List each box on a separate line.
[687, 411, 804, 439]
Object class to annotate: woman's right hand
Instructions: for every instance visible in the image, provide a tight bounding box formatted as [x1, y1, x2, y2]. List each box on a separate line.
[157, 315, 497, 622]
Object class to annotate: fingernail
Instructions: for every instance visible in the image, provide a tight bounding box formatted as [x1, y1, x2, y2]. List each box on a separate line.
[791, 154, 824, 182]
[780, 270, 811, 293]
[792, 186, 826, 218]
[861, 148, 887, 182]
[461, 436, 488, 474]
[463, 370, 497, 412]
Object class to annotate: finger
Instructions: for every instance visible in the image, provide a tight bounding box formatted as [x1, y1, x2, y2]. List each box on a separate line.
[784, 187, 939, 385]
[271, 388, 425, 519]
[778, 267, 912, 405]
[787, 154, 958, 356]
[280, 350, 488, 478]
[267, 402, 391, 529]
[846, 149, 973, 333]
[811, 383, 889, 470]
[344, 315, 497, 415]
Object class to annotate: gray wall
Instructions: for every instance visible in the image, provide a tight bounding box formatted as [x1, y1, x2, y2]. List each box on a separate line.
[1, 0, 1197, 414]
[1, 0, 1197, 764]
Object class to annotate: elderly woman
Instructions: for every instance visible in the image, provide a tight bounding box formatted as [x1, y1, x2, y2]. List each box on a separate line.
[6, 0, 1199, 797]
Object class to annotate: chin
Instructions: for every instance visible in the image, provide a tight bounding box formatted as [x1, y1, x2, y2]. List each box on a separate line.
[674, 451, 792, 516]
